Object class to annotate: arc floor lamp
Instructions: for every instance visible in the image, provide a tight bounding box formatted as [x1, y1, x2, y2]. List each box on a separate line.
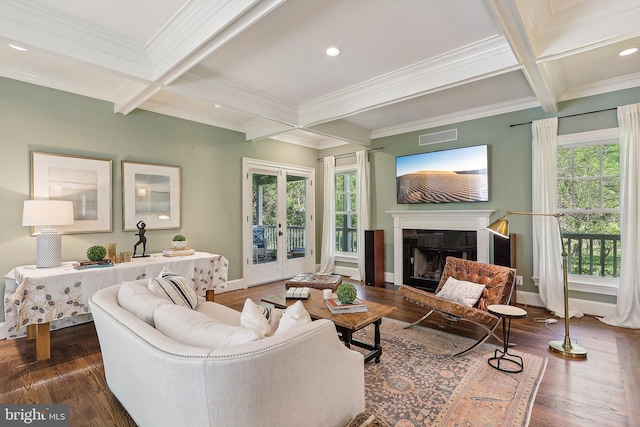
[487, 210, 587, 359]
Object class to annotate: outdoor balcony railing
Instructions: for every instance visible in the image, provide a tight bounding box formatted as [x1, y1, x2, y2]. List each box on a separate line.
[258, 225, 306, 252]
[563, 232, 621, 278]
[259, 227, 619, 278]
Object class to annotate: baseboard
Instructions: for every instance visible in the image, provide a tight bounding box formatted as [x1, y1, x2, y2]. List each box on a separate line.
[516, 290, 617, 317]
[333, 266, 397, 286]
[334, 265, 358, 279]
[216, 278, 245, 294]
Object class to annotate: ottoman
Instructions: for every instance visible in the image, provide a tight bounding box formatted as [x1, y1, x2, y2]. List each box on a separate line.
[285, 273, 343, 291]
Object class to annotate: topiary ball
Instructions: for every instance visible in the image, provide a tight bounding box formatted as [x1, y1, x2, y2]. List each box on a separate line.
[87, 245, 106, 262]
[336, 283, 357, 304]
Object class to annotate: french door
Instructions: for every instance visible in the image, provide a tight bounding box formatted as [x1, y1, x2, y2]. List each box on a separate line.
[243, 158, 315, 286]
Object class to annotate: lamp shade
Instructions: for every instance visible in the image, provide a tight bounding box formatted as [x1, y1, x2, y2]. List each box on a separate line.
[486, 215, 509, 238]
[22, 200, 74, 227]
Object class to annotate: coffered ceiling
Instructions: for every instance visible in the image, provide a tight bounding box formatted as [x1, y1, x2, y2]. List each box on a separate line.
[2, 0, 639, 148]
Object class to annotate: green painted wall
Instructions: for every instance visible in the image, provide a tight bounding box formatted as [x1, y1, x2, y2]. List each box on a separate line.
[3, 75, 639, 324]
[322, 87, 640, 305]
[0, 77, 320, 322]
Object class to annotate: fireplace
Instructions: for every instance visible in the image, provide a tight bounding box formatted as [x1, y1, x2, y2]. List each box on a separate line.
[387, 210, 494, 289]
[403, 229, 477, 292]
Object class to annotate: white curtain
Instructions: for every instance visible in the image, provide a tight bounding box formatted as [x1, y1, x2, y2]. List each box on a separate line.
[532, 117, 581, 318]
[353, 150, 371, 281]
[600, 104, 640, 328]
[318, 156, 336, 274]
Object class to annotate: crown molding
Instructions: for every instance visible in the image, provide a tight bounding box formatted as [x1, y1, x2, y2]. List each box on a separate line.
[267, 133, 322, 149]
[141, 96, 245, 133]
[298, 36, 518, 127]
[0, 63, 116, 103]
[0, 1, 151, 79]
[372, 97, 540, 139]
[306, 121, 371, 147]
[171, 68, 298, 126]
[245, 118, 296, 141]
[267, 132, 349, 150]
[560, 72, 640, 102]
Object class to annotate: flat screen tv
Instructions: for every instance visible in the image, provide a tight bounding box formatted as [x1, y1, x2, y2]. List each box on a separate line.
[396, 145, 488, 204]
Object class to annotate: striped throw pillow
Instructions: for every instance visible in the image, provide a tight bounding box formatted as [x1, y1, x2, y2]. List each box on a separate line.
[148, 272, 199, 310]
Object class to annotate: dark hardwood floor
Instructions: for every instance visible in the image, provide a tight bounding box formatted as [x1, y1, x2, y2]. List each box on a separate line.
[1, 280, 638, 427]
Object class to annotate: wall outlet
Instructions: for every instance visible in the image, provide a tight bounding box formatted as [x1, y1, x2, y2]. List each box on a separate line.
[515, 275, 523, 286]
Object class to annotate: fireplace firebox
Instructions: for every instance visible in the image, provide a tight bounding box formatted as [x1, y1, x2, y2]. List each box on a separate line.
[403, 229, 477, 292]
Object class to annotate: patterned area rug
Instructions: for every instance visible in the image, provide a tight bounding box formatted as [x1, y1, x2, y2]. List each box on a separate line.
[353, 318, 547, 427]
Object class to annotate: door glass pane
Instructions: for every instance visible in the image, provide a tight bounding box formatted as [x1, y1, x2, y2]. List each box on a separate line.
[286, 174, 307, 260]
[252, 173, 277, 265]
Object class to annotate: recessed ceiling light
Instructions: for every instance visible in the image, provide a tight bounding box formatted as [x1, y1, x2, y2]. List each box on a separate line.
[214, 104, 221, 108]
[619, 47, 638, 56]
[8, 44, 27, 51]
[326, 46, 340, 57]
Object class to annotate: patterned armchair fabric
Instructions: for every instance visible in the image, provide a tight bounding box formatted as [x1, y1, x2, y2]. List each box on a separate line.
[398, 257, 516, 356]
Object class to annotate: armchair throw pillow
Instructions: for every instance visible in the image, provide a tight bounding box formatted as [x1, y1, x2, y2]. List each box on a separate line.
[436, 277, 486, 307]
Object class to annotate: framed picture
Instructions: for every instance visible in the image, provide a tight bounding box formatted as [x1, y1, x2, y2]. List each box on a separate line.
[122, 161, 181, 231]
[396, 145, 489, 204]
[31, 151, 112, 234]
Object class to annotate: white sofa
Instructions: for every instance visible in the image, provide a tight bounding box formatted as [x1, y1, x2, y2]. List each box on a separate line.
[89, 283, 365, 427]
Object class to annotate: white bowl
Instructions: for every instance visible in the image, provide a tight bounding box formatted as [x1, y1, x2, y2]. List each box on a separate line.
[172, 241, 187, 249]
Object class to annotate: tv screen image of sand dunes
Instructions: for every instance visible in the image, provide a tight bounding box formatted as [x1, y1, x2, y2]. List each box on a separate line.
[395, 145, 488, 204]
[397, 171, 488, 203]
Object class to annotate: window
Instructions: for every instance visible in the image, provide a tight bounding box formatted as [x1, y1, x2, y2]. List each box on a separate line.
[335, 169, 357, 254]
[557, 137, 620, 279]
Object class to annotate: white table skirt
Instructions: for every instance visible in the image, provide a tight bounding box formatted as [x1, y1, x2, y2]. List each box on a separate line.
[3, 252, 228, 339]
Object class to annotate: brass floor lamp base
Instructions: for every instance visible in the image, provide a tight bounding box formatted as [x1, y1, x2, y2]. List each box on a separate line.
[549, 340, 587, 359]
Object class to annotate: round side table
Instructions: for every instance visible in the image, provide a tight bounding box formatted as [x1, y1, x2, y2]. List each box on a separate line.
[487, 304, 527, 373]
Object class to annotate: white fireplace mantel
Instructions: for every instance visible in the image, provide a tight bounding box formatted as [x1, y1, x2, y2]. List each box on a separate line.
[386, 210, 495, 286]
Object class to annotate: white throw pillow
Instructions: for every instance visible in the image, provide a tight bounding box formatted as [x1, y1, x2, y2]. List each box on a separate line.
[148, 271, 198, 310]
[117, 280, 170, 326]
[436, 277, 486, 307]
[240, 298, 283, 338]
[154, 304, 260, 349]
[196, 301, 242, 326]
[274, 300, 312, 336]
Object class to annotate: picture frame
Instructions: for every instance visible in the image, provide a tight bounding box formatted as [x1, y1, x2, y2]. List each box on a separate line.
[31, 151, 113, 234]
[122, 161, 181, 231]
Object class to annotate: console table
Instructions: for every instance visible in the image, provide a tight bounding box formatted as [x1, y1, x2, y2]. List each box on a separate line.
[3, 251, 228, 360]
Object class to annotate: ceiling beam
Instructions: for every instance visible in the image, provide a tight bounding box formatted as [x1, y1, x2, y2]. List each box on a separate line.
[298, 36, 520, 127]
[487, 0, 558, 113]
[114, 0, 286, 115]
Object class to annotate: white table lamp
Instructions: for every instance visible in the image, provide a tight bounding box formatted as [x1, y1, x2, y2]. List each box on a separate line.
[23, 200, 75, 268]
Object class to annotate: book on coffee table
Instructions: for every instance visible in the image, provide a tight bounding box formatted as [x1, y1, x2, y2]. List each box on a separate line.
[285, 287, 311, 299]
[325, 298, 368, 314]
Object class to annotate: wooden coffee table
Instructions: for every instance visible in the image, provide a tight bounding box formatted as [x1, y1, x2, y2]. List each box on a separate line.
[262, 289, 396, 363]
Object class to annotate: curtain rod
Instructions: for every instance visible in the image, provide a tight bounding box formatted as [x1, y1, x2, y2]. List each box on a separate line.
[509, 107, 617, 128]
[317, 147, 383, 162]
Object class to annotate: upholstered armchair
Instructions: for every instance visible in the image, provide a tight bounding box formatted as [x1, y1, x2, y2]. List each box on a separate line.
[398, 256, 516, 356]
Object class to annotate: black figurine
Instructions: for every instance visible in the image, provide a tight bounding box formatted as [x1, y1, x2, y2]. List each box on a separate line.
[132, 220, 149, 257]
